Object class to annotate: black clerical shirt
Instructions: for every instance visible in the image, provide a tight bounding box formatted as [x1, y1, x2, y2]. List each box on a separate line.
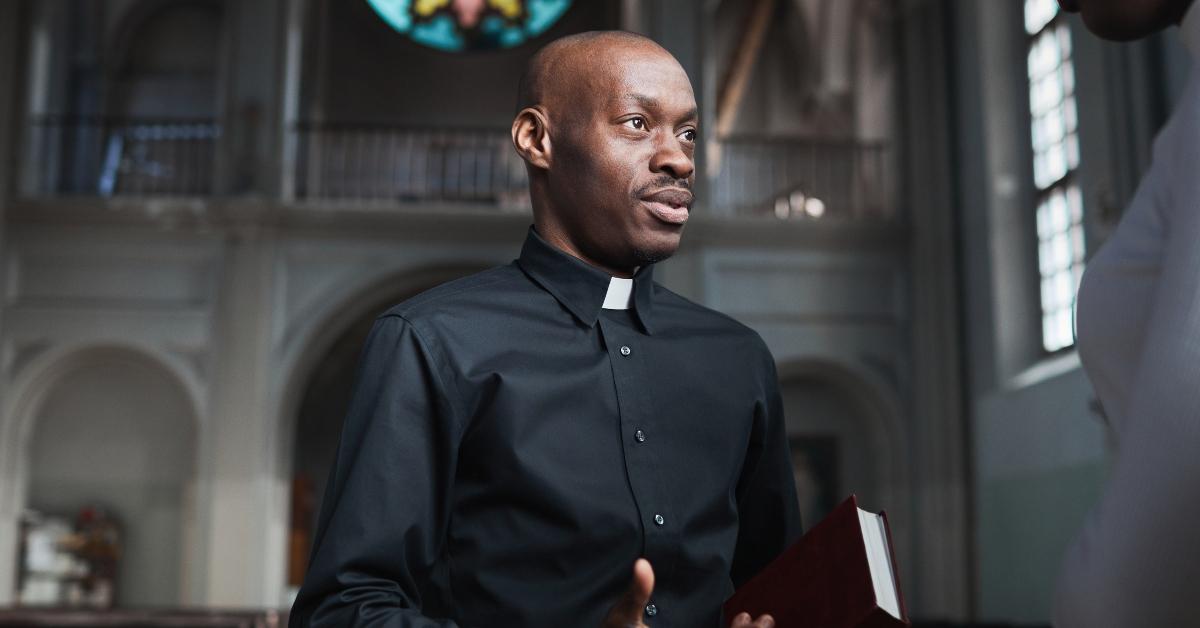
[291, 227, 802, 628]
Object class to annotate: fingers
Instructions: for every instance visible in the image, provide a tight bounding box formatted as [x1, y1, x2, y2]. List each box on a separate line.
[729, 612, 775, 628]
[606, 558, 655, 626]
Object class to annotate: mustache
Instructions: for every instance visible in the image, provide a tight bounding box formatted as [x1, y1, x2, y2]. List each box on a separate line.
[634, 176, 692, 200]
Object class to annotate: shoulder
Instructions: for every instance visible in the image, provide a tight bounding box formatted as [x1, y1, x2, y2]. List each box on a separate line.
[379, 263, 526, 325]
[653, 282, 774, 358]
[368, 264, 528, 380]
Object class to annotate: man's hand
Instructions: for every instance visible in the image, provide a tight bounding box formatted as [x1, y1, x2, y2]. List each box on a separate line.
[728, 611, 776, 627]
[601, 558, 775, 627]
[602, 558, 655, 627]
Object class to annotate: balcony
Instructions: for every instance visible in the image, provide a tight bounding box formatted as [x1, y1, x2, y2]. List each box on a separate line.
[711, 136, 891, 221]
[20, 117, 894, 223]
[26, 115, 220, 198]
[292, 122, 530, 210]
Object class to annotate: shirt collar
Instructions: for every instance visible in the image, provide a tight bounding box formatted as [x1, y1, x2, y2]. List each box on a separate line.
[603, 277, 634, 310]
[516, 226, 657, 334]
[1183, 1, 1199, 57]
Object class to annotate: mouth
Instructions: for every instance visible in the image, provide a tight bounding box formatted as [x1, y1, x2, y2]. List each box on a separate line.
[640, 188, 693, 225]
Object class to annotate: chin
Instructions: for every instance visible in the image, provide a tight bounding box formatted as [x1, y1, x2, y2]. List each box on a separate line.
[631, 232, 682, 266]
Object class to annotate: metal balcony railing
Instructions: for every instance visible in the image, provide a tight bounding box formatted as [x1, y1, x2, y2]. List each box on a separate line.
[293, 124, 891, 220]
[27, 115, 220, 197]
[711, 136, 891, 220]
[20, 117, 893, 222]
[293, 122, 530, 209]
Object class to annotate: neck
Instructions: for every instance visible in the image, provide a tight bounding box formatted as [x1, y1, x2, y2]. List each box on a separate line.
[532, 219, 637, 279]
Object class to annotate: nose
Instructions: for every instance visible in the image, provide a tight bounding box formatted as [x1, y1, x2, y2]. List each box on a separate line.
[649, 133, 694, 181]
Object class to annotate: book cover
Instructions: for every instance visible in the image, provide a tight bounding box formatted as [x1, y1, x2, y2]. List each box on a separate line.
[723, 495, 909, 628]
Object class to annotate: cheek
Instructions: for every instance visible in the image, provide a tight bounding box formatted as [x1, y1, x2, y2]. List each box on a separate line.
[581, 145, 643, 202]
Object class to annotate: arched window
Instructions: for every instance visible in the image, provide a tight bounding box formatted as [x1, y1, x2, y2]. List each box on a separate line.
[101, 1, 223, 196]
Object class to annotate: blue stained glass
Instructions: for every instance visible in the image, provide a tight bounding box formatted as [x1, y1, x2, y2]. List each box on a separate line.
[411, 14, 465, 50]
[366, 0, 574, 52]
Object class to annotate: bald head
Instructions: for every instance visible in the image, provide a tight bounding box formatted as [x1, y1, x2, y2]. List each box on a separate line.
[516, 30, 677, 115]
[509, 30, 698, 278]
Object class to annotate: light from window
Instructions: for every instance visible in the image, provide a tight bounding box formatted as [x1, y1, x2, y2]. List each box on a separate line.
[1025, 0, 1085, 352]
[1024, 0, 1058, 36]
[1037, 186, 1085, 351]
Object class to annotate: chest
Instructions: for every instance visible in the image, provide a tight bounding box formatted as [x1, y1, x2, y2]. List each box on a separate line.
[1076, 170, 1166, 424]
[452, 321, 762, 505]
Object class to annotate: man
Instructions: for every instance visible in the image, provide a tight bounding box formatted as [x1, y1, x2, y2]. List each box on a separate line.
[290, 30, 801, 627]
[1053, 0, 1199, 626]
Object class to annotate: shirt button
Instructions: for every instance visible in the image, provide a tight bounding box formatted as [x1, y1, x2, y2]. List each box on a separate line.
[620, 345, 631, 356]
[654, 514, 665, 526]
[645, 603, 657, 617]
[635, 429, 646, 443]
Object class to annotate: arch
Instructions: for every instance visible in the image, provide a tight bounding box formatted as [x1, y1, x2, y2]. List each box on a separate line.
[105, 0, 224, 118]
[774, 355, 911, 531]
[266, 262, 494, 596]
[0, 342, 203, 606]
[273, 262, 495, 460]
[106, 0, 224, 75]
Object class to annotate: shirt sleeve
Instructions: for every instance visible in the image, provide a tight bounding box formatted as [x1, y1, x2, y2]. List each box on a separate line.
[290, 314, 465, 628]
[729, 346, 803, 588]
[1053, 142, 1200, 626]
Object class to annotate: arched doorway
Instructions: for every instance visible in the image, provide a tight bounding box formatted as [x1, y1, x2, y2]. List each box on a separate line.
[778, 363, 902, 527]
[22, 348, 198, 607]
[284, 267, 487, 593]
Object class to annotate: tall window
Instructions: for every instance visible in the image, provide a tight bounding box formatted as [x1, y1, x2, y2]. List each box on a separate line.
[1026, 0, 1085, 352]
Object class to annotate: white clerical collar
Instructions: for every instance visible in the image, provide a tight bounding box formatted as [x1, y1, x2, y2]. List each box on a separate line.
[1183, 1, 1200, 58]
[602, 276, 634, 310]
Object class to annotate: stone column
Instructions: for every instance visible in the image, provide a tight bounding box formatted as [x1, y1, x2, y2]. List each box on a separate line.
[899, 0, 971, 620]
[202, 214, 284, 607]
[216, 0, 284, 196]
[0, 0, 22, 605]
[278, 0, 307, 202]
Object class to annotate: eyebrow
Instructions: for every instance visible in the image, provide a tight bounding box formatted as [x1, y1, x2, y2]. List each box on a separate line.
[617, 93, 699, 122]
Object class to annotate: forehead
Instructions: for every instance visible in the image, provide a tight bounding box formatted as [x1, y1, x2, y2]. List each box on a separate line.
[588, 47, 696, 112]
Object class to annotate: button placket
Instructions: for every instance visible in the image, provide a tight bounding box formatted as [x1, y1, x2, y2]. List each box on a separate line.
[597, 316, 679, 588]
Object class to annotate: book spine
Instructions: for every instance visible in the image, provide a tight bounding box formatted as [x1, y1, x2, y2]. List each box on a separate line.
[878, 510, 910, 624]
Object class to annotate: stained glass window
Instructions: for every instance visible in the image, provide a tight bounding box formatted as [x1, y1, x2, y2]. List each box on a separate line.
[1025, 0, 1084, 353]
[366, 0, 574, 52]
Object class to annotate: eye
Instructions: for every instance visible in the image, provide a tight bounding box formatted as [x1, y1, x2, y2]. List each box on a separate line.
[679, 128, 697, 143]
[624, 116, 647, 131]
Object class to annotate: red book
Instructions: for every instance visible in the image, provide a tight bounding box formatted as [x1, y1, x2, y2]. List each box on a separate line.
[723, 495, 909, 628]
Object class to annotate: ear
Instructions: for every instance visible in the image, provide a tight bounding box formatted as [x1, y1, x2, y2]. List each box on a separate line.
[511, 106, 552, 171]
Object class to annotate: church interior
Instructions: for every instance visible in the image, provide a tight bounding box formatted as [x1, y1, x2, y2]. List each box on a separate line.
[0, 0, 1190, 625]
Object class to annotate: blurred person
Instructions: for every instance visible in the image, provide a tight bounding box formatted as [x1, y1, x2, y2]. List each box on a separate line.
[1053, 1, 1200, 626]
[289, 31, 799, 628]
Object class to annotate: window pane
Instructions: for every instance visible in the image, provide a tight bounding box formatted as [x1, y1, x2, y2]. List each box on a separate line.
[1025, 0, 1059, 36]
